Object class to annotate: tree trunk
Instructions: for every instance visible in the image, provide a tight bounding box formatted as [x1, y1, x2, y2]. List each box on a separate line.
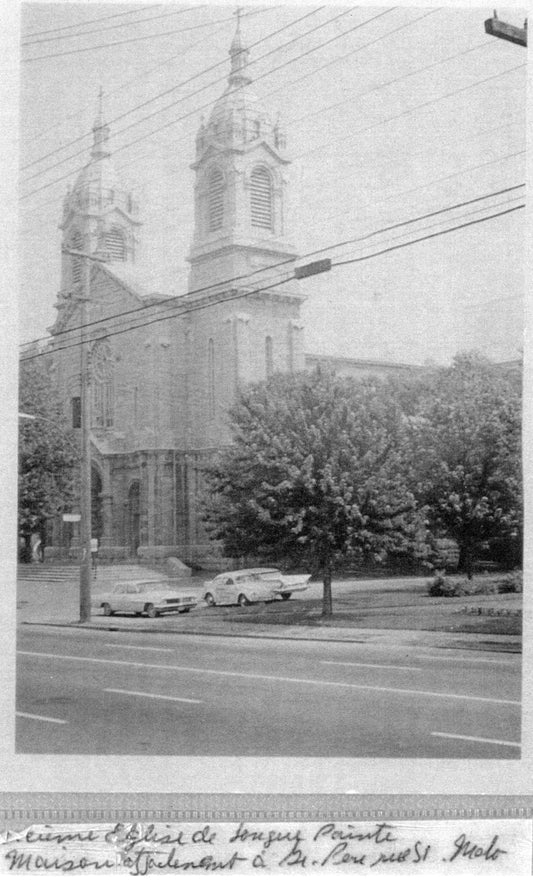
[458, 544, 474, 580]
[322, 559, 333, 617]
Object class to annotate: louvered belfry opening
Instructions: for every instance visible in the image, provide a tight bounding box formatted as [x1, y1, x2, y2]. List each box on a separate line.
[70, 230, 83, 284]
[208, 168, 224, 232]
[251, 166, 272, 229]
[106, 227, 126, 261]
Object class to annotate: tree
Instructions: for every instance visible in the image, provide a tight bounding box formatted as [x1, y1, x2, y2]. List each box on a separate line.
[203, 368, 423, 615]
[18, 359, 80, 562]
[406, 353, 522, 577]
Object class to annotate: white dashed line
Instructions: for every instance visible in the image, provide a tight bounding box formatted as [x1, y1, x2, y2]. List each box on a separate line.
[432, 731, 521, 748]
[104, 688, 202, 704]
[18, 650, 520, 706]
[321, 660, 421, 671]
[105, 643, 173, 653]
[16, 711, 67, 724]
[418, 654, 518, 665]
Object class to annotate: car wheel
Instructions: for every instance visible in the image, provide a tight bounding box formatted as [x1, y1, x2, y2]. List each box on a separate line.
[237, 594, 250, 607]
[280, 592, 292, 600]
[205, 593, 216, 607]
[102, 602, 113, 616]
[181, 607, 191, 613]
[144, 603, 158, 618]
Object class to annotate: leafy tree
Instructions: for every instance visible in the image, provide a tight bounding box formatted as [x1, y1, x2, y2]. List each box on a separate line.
[405, 353, 522, 577]
[18, 359, 80, 562]
[203, 368, 423, 615]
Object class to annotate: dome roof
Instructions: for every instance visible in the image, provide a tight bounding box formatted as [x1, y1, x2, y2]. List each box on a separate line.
[208, 81, 271, 130]
[73, 153, 121, 195]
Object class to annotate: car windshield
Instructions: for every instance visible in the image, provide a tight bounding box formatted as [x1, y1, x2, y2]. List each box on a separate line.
[137, 582, 179, 593]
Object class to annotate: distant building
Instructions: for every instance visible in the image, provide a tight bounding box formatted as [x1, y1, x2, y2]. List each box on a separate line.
[45, 22, 418, 567]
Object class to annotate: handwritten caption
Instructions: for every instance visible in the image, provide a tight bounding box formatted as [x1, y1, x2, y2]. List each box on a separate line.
[0, 819, 530, 875]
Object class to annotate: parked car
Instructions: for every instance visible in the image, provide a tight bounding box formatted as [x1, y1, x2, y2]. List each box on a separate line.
[99, 580, 198, 618]
[203, 568, 311, 607]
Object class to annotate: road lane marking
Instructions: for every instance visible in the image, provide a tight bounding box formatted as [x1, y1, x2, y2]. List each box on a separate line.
[321, 660, 421, 671]
[18, 650, 520, 706]
[16, 711, 67, 724]
[104, 688, 202, 704]
[432, 731, 521, 748]
[418, 654, 519, 665]
[105, 643, 173, 653]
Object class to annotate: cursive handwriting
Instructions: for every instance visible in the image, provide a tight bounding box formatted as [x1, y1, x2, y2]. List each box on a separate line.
[123, 848, 247, 875]
[447, 833, 507, 863]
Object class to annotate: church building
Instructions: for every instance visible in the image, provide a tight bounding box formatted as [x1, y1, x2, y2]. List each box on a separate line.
[46, 21, 411, 567]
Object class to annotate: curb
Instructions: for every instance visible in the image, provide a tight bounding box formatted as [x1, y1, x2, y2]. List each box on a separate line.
[21, 620, 522, 654]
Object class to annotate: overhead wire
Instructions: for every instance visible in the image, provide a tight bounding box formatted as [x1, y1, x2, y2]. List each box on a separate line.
[22, 6, 204, 46]
[19, 201, 524, 364]
[21, 4, 163, 39]
[20, 5, 330, 181]
[19, 183, 525, 355]
[21, 8, 247, 62]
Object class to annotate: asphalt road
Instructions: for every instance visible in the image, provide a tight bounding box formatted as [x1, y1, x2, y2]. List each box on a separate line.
[17, 625, 521, 758]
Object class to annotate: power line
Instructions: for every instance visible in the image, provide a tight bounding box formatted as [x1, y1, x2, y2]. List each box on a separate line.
[19, 184, 525, 355]
[22, 7, 270, 161]
[21, 201, 524, 364]
[21, 5, 162, 39]
[20, 6, 329, 181]
[21, 182, 523, 351]
[333, 203, 524, 269]
[22, 6, 200, 46]
[331, 193, 524, 264]
[297, 63, 526, 162]
[22, 9, 243, 63]
[20, 44, 524, 207]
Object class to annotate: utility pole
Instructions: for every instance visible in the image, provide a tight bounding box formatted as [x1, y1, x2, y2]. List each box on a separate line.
[484, 10, 527, 46]
[62, 247, 103, 623]
[79, 253, 92, 622]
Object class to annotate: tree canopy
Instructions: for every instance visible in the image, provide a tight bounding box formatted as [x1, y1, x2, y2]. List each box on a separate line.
[404, 353, 522, 575]
[18, 360, 80, 560]
[203, 368, 423, 614]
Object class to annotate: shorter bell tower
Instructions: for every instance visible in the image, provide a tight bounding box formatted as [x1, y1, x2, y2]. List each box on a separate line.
[58, 89, 141, 298]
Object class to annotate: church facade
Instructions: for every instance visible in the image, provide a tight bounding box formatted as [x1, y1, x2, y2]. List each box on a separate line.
[45, 23, 412, 567]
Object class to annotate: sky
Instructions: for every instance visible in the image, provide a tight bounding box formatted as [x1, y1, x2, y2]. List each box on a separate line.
[18, 2, 527, 365]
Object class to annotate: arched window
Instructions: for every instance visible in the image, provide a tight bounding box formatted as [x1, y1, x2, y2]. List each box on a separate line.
[208, 168, 224, 232]
[265, 335, 273, 377]
[106, 227, 126, 261]
[70, 230, 83, 285]
[251, 166, 272, 230]
[208, 338, 215, 418]
[91, 340, 114, 428]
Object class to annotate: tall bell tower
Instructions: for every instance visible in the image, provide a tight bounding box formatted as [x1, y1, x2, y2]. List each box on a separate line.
[58, 89, 141, 298]
[187, 13, 298, 293]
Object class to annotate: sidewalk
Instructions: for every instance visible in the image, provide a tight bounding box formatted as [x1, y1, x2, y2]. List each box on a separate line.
[18, 574, 522, 654]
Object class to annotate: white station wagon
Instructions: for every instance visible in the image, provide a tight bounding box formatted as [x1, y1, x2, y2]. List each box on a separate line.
[203, 568, 311, 607]
[99, 580, 198, 618]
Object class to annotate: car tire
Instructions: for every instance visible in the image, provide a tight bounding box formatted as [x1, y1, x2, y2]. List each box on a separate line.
[181, 607, 191, 614]
[102, 602, 113, 616]
[205, 593, 216, 607]
[237, 594, 250, 607]
[144, 603, 158, 618]
[280, 592, 292, 600]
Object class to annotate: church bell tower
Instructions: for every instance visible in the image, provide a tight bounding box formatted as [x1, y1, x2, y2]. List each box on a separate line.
[187, 13, 298, 293]
[58, 89, 141, 298]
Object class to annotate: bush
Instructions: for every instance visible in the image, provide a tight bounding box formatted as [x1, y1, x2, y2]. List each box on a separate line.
[497, 572, 522, 594]
[427, 571, 522, 597]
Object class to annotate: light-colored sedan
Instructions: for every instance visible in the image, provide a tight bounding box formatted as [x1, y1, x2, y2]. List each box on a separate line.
[99, 580, 198, 618]
[203, 568, 311, 607]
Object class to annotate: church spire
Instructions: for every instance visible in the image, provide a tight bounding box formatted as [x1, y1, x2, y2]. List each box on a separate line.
[229, 7, 251, 87]
[92, 86, 110, 158]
